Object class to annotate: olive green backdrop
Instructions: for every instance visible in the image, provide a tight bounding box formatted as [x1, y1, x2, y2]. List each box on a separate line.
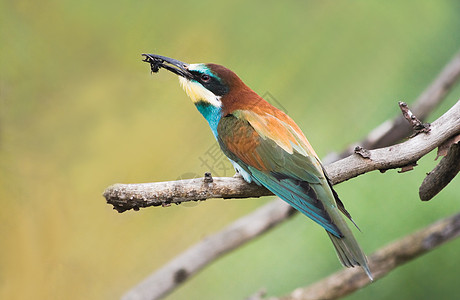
[1, 1, 460, 299]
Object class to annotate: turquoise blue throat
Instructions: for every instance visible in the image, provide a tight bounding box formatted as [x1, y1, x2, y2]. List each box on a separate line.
[195, 101, 222, 139]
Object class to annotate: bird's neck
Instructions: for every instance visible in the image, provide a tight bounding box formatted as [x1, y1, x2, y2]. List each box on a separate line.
[195, 101, 222, 139]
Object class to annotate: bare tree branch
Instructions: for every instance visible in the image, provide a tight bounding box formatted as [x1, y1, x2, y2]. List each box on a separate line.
[106, 101, 460, 209]
[269, 212, 460, 300]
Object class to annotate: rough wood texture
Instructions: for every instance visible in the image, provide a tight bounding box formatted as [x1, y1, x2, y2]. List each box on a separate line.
[105, 101, 460, 210]
[273, 212, 460, 300]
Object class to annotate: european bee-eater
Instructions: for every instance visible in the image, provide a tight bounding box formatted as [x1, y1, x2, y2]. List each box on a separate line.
[142, 54, 372, 280]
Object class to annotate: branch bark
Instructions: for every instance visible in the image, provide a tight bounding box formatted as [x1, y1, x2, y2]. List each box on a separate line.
[271, 212, 460, 300]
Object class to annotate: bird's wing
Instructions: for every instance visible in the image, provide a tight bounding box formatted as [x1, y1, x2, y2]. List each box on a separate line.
[217, 109, 343, 237]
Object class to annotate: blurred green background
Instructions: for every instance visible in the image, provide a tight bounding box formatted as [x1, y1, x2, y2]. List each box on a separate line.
[1, 1, 460, 299]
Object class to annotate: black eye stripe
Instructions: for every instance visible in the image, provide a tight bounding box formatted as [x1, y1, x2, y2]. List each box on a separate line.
[189, 70, 229, 96]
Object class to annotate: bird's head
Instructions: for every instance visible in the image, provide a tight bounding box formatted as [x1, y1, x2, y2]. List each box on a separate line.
[142, 54, 261, 138]
[142, 54, 248, 111]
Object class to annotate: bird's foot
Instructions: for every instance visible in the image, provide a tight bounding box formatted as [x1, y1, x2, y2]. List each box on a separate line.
[233, 172, 243, 179]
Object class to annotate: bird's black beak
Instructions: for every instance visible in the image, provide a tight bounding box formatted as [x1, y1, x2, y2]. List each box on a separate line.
[142, 54, 192, 79]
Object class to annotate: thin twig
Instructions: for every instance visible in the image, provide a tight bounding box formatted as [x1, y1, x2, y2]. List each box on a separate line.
[398, 101, 431, 137]
[270, 212, 460, 300]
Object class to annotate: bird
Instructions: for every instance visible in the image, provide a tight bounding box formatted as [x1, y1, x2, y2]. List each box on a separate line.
[142, 53, 373, 280]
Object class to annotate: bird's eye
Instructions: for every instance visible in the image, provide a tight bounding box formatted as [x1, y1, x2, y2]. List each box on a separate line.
[201, 74, 210, 82]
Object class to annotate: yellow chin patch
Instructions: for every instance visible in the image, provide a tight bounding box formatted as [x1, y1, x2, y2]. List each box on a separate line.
[179, 77, 221, 107]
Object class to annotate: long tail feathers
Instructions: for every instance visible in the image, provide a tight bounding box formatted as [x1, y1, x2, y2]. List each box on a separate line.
[327, 231, 373, 281]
